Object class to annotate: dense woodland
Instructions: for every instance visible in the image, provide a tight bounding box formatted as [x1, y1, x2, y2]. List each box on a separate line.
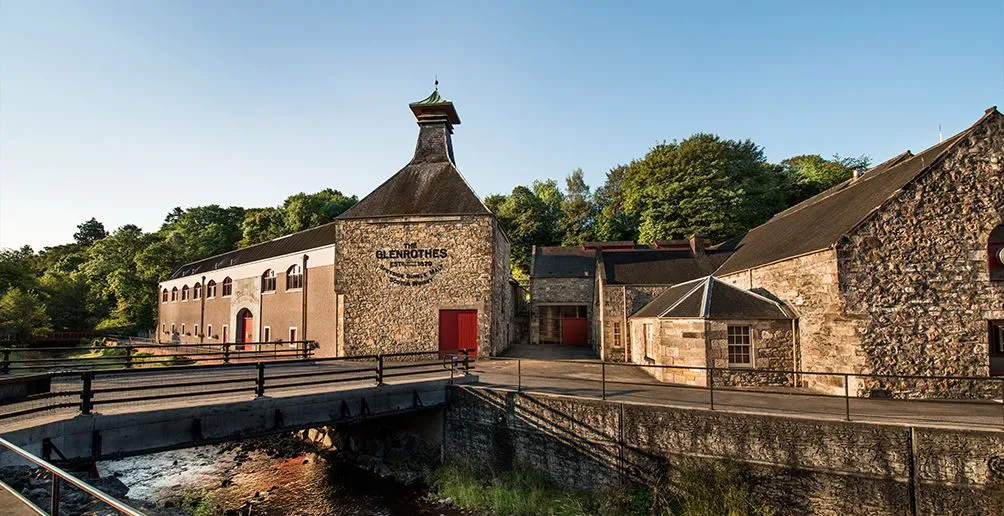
[0, 134, 868, 342]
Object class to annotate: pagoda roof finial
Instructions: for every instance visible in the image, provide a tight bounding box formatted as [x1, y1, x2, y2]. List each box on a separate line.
[410, 80, 460, 125]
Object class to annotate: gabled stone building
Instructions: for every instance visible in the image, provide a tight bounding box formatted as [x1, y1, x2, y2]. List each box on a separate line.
[158, 89, 513, 358]
[715, 107, 1004, 394]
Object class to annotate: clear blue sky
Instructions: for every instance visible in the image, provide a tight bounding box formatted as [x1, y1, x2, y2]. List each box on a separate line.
[2, 1, 1002, 249]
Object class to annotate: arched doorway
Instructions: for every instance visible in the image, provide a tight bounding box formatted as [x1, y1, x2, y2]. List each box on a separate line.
[236, 308, 254, 351]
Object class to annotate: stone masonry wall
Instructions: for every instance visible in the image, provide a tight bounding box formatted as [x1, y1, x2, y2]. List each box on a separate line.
[719, 249, 862, 393]
[530, 277, 594, 345]
[839, 112, 1004, 398]
[629, 317, 707, 385]
[334, 216, 499, 356]
[600, 285, 672, 361]
[490, 219, 513, 355]
[444, 385, 1004, 515]
[707, 319, 794, 387]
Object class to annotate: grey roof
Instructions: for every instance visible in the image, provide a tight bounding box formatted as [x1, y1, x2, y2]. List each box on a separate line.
[632, 276, 792, 319]
[531, 246, 596, 278]
[337, 121, 490, 220]
[602, 248, 733, 285]
[715, 109, 997, 275]
[170, 222, 335, 279]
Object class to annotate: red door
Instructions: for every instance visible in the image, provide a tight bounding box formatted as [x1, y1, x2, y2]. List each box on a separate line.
[561, 319, 588, 347]
[439, 309, 478, 358]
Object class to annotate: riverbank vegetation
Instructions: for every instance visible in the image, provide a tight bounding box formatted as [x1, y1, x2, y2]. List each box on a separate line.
[430, 459, 773, 516]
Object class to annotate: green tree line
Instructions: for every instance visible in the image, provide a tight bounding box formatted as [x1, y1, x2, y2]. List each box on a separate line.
[0, 132, 866, 339]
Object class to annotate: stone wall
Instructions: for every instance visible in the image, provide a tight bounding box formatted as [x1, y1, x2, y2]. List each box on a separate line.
[334, 216, 500, 356]
[490, 220, 513, 355]
[530, 277, 594, 345]
[444, 385, 1004, 515]
[719, 250, 860, 393]
[706, 319, 794, 386]
[839, 113, 1004, 397]
[598, 284, 671, 362]
[629, 317, 708, 385]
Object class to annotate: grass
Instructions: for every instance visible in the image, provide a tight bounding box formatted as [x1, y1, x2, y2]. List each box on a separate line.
[429, 459, 772, 516]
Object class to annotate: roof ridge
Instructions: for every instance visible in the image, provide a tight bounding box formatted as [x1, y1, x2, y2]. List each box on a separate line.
[657, 276, 709, 317]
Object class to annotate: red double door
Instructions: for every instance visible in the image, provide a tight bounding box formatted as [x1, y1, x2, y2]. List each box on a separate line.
[439, 309, 478, 358]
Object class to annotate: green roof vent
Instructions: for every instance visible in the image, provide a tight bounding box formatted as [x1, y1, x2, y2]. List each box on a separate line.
[409, 80, 461, 125]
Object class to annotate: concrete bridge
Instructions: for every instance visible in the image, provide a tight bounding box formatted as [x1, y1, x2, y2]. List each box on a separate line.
[0, 353, 473, 463]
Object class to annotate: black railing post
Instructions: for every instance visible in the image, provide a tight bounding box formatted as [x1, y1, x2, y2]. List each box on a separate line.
[462, 349, 470, 375]
[223, 344, 230, 364]
[50, 473, 60, 516]
[302, 341, 309, 360]
[80, 371, 94, 415]
[1, 348, 9, 374]
[845, 373, 851, 421]
[124, 346, 134, 369]
[601, 362, 607, 400]
[376, 354, 384, 385]
[708, 365, 715, 411]
[255, 362, 265, 398]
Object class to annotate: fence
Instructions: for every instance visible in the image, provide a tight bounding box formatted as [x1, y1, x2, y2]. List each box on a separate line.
[0, 350, 473, 423]
[0, 340, 318, 374]
[479, 357, 1004, 429]
[0, 436, 142, 516]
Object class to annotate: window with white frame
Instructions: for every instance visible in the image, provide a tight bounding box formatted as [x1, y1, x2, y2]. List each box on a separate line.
[162, 323, 166, 333]
[643, 323, 654, 359]
[612, 322, 622, 347]
[171, 287, 178, 302]
[162, 289, 168, 303]
[263, 326, 271, 342]
[262, 269, 276, 292]
[727, 325, 752, 367]
[181, 285, 190, 301]
[206, 280, 216, 298]
[207, 324, 213, 339]
[171, 323, 176, 334]
[286, 264, 303, 290]
[181, 323, 186, 335]
[222, 277, 233, 297]
[289, 327, 297, 345]
[194, 324, 200, 338]
[193, 283, 202, 299]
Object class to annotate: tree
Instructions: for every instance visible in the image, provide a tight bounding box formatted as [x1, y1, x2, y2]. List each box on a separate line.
[491, 185, 563, 277]
[78, 225, 158, 330]
[0, 288, 52, 344]
[161, 205, 245, 263]
[73, 218, 108, 246]
[559, 169, 597, 245]
[0, 246, 38, 294]
[282, 189, 357, 233]
[593, 165, 638, 242]
[239, 208, 288, 247]
[780, 154, 871, 206]
[622, 134, 787, 243]
[38, 271, 91, 331]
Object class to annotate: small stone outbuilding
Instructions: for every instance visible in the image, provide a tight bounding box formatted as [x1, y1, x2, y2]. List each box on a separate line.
[629, 276, 794, 387]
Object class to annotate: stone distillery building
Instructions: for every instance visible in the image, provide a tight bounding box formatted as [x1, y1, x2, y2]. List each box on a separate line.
[531, 107, 1004, 395]
[158, 89, 514, 358]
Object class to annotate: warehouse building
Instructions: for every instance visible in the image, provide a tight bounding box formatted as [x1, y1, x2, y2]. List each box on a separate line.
[158, 89, 513, 358]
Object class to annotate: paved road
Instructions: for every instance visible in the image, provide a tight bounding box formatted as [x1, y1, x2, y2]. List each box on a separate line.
[473, 357, 1004, 430]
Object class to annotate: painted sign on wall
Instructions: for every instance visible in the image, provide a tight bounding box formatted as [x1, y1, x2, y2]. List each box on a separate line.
[376, 242, 447, 286]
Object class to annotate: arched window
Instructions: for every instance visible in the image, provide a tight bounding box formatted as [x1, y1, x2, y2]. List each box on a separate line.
[286, 264, 303, 290]
[262, 269, 276, 292]
[206, 280, 217, 298]
[162, 289, 169, 303]
[171, 287, 178, 302]
[222, 277, 233, 297]
[193, 282, 202, 300]
[181, 285, 190, 301]
[990, 224, 1004, 282]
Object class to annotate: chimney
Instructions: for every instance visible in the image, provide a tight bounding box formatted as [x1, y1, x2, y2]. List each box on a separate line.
[689, 234, 706, 257]
[409, 80, 461, 165]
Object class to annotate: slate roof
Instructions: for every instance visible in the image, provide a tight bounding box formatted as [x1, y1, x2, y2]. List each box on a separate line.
[632, 276, 792, 319]
[715, 109, 996, 276]
[531, 247, 596, 278]
[170, 222, 335, 280]
[602, 247, 734, 285]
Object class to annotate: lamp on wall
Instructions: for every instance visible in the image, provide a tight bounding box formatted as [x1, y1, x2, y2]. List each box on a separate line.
[998, 247, 1004, 266]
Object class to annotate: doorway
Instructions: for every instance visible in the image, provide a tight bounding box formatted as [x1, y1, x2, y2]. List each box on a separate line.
[236, 308, 253, 351]
[439, 309, 478, 358]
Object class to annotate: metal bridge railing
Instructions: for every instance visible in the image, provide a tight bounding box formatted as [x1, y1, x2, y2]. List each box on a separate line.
[0, 436, 143, 516]
[0, 350, 473, 423]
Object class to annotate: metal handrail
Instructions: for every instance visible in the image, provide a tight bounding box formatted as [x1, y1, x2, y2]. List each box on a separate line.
[0, 436, 143, 516]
